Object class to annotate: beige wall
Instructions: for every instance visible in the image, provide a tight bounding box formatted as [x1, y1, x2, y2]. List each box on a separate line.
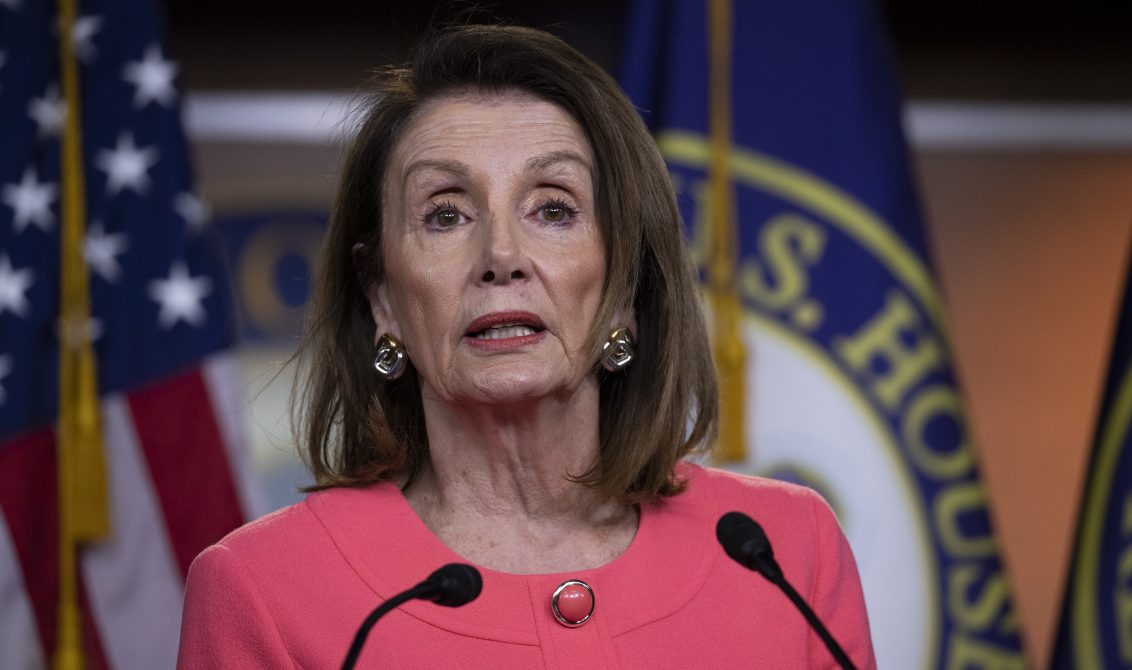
[918, 150, 1132, 665]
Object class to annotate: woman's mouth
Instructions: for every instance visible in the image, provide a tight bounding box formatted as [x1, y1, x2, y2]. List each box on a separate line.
[473, 324, 540, 340]
[465, 311, 547, 348]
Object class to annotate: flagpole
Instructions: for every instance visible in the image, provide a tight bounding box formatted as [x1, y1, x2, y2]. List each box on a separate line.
[707, 0, 748, 463]
[55, 0, 111, 667]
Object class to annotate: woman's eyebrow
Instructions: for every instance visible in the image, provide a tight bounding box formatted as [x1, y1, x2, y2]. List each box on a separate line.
[401, 159, 470, 189]
[525, 150, 591, 174]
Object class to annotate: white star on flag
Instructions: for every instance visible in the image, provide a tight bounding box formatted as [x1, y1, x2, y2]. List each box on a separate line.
[96, 132, 160, 195]
[28, 84, 66, 137]
[148, 262, 213, 329]
[122, 44, 178, 108]
[2, 167, 58, 233]
[71, 15, 103, 63]
[0, 254, 35, 318]
[174, 192, 211, 232]
[58, 315, 103, 347]
[0, 355, 11, 406]
[84, 221, 129, 282]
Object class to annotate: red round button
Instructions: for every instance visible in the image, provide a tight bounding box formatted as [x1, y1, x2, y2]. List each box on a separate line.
[552, 580, 594, 627]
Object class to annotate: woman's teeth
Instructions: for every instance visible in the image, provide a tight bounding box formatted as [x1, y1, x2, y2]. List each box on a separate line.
[476, 325, 536, 340]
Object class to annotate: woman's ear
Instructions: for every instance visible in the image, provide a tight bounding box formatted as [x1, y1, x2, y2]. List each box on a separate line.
[613, 306, 638, 339]
[366, 282, 402, 346]
[354, 242, 401, 344]
[364, 281, 401, 345]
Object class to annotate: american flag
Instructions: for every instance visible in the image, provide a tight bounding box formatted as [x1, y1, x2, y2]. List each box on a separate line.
[0, 0, 259, 667]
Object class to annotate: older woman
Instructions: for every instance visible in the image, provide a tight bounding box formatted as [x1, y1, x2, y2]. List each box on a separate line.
[178, 25, 875, 669]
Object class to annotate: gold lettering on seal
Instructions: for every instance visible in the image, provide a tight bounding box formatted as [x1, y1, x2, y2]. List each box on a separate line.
[834, 290, 942, 411]
[935, 482, 997, 559]
[739, 212, 826, 330]
[944, 632, 1026, 670]
[903, 386, 973, 480]
[948, 564, 1018, 635]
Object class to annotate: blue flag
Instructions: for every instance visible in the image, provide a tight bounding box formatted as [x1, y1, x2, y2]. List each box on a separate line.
[620, 1, 1025, 667]
[1052, 251, 1132, 668]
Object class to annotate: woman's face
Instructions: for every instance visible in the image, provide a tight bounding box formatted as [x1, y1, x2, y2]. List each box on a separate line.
[371, 91, 606, 406]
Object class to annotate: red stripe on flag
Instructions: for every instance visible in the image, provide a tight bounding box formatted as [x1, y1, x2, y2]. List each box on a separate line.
[0, 429, 58, 658]
[127, 367, 244, 578]
[0, 429, 112, 669]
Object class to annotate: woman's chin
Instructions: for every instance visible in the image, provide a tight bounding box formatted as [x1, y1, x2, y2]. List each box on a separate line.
[450, 365, 588, 407]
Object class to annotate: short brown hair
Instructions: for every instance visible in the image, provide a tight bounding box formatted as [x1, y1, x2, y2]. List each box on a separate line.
[295, 24, 717, 504]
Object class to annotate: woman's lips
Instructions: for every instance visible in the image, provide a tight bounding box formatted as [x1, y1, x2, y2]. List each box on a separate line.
[465, 310, 546, 335]
[464, 311, 547, 350]
[464, 329, 548, 351]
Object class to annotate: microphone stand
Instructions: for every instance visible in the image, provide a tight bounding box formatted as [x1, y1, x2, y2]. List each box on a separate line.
[763, 571, 857, 670]
[341, 563, 482, 670]
[341, 585, 428, 670]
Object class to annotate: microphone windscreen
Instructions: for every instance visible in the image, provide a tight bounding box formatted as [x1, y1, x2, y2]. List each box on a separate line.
[426, 563, 483, 607]
[716, 511, 777, 578]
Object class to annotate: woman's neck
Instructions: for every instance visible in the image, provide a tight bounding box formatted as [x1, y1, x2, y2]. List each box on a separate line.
[403, 380, 638, 573]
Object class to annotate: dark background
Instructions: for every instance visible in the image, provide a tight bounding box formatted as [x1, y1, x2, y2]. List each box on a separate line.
[167, 0, 1132, 100]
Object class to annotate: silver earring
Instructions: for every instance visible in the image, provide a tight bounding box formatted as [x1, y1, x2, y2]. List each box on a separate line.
[374, 333, 406, 380]
[601, 327, 635, 372]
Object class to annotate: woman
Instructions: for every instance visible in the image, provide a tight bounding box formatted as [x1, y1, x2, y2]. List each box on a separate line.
[178, 25, 876, 669]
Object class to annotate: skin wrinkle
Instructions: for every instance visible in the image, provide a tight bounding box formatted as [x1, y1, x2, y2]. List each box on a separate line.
[366, 91, 637, 573]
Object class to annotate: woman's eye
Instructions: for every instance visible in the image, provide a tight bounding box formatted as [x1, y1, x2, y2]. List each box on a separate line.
[537, 200, 576, 224]
[543, 205, 567, 223]
[435, 209, 460, 227]
[423, 202, 466, 228]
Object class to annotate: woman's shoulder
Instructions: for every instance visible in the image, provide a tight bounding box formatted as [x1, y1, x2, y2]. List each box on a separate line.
[676, 461, 841, 541]
[681, 461, 829, 509]
[676, 462, 857, 590]
[208, 498, 317, 557]
[180, 486, 403, 667]
[199, 483, 400, 565]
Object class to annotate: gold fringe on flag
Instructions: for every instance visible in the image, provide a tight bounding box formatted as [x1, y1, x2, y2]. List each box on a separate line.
[707, 0, 748, 463]
[55, 0, 111, 667]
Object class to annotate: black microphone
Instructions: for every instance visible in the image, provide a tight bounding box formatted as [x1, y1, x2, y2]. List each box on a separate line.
[341, 563, 482, 669]
[716, 512, 858, 670]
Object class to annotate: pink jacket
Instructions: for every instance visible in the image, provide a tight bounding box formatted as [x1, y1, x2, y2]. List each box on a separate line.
[178, 463, 876, 668]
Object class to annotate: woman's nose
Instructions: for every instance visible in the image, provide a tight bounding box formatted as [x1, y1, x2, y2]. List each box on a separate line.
[479, 214, 528, 284]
